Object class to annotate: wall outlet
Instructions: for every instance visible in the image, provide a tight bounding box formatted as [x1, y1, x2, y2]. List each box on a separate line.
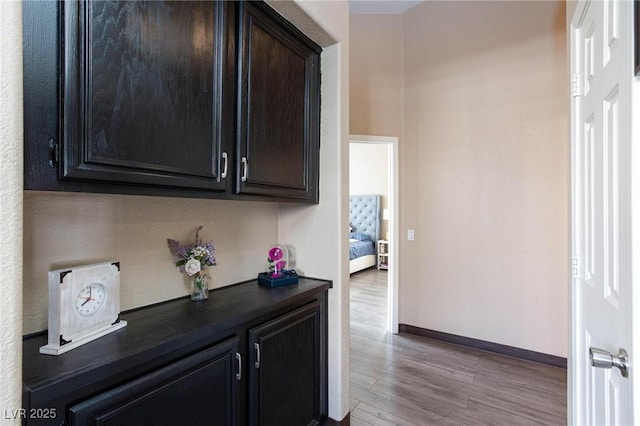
[407, 229, 415, 241]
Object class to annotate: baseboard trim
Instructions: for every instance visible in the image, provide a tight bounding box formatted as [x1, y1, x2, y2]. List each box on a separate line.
[325, 412, 350, 425]
[399, 324, 567, 368]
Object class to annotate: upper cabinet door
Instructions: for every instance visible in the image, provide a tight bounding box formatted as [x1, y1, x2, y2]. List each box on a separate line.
[61, 1, 231, 191]
[236, 2, 321, 203]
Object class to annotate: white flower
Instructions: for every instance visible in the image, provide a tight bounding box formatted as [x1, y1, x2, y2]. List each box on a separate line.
[185, 258, 202, 276]
[192, 246, 209, 259]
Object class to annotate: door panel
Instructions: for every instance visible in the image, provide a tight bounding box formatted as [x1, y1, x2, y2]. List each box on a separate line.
[69, 337, 241, 425]
[571, 0, 633, 424]
[236, 2, 321, 202]
[248, 302, 321, 426]
[61, 1, 229, 191]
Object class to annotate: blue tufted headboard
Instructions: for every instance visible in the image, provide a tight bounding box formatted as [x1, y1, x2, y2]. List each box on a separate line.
[349, 195, 381, 243]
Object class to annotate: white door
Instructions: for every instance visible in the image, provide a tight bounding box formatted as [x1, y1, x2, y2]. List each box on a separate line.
[571, 0, 633, 425]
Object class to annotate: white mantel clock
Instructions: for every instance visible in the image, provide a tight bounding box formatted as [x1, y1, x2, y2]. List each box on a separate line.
[40, 261, 127, 356]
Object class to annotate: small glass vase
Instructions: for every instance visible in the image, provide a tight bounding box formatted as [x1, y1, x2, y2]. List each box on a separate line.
[190, 274, 209, 301]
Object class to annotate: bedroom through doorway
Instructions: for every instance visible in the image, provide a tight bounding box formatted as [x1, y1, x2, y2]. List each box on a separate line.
[348, 135, 398, 333]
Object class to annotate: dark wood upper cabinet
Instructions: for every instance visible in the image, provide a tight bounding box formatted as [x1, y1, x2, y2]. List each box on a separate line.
[61, 0, 230, 191]
[24, 0, 321, 203]
[236, 2, 321, 203]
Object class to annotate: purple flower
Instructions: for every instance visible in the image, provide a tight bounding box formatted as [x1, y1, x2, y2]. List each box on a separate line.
[167, 239, 189, 261]
[203, 241, 217, 266]
[167, 226, 216, 273]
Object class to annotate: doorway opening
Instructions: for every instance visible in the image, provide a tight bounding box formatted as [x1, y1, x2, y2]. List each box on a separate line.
[348, 134, 399, 333]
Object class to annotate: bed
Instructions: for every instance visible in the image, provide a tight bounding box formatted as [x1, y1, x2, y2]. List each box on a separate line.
[349, 195, 380, 274]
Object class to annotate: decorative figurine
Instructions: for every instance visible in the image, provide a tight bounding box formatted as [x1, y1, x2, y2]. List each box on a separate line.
[268, 245, 287, 277]
[259, 244, 298, 287]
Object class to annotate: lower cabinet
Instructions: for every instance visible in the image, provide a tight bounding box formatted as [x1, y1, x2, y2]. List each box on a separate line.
[22, 279, 329, 426]
[69, 337, 242, 426]
[248, 302, 321, 426]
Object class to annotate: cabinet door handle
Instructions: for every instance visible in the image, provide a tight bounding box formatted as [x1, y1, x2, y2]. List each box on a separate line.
[254, 342, 261, 368]
[236, 352, 242, 381]
[221, 152, 228, 179]
[241, 157, 248, 182]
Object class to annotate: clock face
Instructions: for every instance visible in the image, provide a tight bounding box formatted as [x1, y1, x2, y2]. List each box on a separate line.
[75, 283, 107, 317]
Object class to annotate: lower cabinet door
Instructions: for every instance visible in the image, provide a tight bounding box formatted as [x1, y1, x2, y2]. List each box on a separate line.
[69, 337, 241, 426]
[248, 302, 321, 426]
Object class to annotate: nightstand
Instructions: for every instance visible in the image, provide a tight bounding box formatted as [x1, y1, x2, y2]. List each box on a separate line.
[377, 240, 389, 270]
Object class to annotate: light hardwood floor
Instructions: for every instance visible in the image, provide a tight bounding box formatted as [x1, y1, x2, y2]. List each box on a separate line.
[349, 268, 567, 426]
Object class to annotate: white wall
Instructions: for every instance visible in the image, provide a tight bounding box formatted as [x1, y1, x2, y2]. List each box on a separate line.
[351, 1, 569, 357]
[350, 13, 403, 137]
[349, 143, 390, 238]
[401, 0, 568, 357]
[23, 192, 279, 333]
[279, 0, 350, 421]
[0, 2, 23, 423]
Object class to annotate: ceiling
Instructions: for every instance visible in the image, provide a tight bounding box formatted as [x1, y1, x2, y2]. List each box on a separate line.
[348, 0, 423, 15]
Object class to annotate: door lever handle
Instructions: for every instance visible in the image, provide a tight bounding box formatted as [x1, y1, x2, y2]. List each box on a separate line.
[590, 347, 629, 378]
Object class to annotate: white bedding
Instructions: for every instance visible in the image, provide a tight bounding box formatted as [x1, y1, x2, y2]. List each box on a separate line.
[349, 254, 376, 274]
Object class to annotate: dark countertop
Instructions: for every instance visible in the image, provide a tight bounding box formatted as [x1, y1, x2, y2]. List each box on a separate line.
[23, 276, 331, 408]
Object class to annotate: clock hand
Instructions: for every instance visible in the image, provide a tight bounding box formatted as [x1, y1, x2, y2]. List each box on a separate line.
[79, 286, 94, 306]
